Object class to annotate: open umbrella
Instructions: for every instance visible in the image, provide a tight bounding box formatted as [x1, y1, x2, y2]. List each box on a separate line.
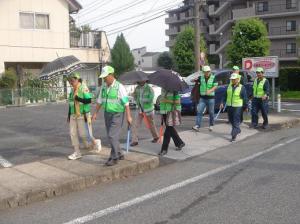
[119, 70, 149, 84]
[39, 55, 85, 80]
[148, 69, 188, 92]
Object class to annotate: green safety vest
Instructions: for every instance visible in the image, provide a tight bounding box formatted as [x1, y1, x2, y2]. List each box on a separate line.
[101, 81, 126, 113]
[69, 84, 91, 115]
[226, 84, 243, 107]
[199, 74, 217, 96]
[134, 83, 154, 114]
[253, 78, 266, 98]
[160, 91, 181, 114]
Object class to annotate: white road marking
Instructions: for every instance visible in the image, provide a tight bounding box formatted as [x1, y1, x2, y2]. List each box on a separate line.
[63, 137, 300, 224]
[0, 155, 13, 168]
[281, 109, 300, 112]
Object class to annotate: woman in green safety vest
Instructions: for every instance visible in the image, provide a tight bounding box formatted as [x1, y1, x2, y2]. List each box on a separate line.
[130, 81, 159, 146]
[250, 67, 270, 129]
[158, 89, 185, 156]
[92, 66, 133, 166]
[67, 73, 101, 160]
[220, 73, 248, 142]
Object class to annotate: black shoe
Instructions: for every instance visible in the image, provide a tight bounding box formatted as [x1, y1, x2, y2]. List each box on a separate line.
[249, 124, 258, 129]
[261, 125, 268, 129]
[158, 150, 167, 156]
[130, 142, 138, 147]
[118, 153, 125, 160]
[175, 143, 185, 151]
[230, 136, 236, 142]
[105, 158, 118, 166]
[151, 138, 159, 143]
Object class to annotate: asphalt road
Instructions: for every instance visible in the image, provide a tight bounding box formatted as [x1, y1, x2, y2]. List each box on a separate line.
[0, 125, 299, 224]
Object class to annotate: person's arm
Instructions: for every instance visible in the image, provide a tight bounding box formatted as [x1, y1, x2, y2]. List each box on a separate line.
[75, 95, 92, 104]
[220, 86, 228, 109]
[119, 84, 132, 125]
[92, 86, 103, 121]
[241, 86, 248, 110]
[263, 79, 270, 100]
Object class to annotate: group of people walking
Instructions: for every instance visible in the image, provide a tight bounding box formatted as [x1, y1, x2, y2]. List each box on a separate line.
[67, 64, 270, 166]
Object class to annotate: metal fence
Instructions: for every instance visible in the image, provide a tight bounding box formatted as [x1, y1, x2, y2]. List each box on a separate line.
[0, 87, 67, 106]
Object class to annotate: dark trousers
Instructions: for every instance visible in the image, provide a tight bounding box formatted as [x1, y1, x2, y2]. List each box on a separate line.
[161, 115, 184, 152]
[251, 98, 268, 127]
[228, 106, 242, 138]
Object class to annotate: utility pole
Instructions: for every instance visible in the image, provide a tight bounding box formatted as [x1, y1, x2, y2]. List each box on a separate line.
[194, 0, 201, 72]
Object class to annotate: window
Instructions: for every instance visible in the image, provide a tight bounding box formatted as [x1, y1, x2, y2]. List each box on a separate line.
[20, 12, 49, 29]
[286, 0, 297, 9]
[215, 71, 230, 86]
[265, 22, 269, 32]
[138, 61, 141, 65]
[286, 21, 296, 31]
[257, 2, 268, 12]
[286, 43, 296, 53]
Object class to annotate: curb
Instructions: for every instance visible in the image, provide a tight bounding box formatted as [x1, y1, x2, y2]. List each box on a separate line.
[1, 101, 67, 109]
[0, 152, 159, 211]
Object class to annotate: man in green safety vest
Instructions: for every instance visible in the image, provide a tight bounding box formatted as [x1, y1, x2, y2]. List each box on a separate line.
[250, 67, 270, 129]
[192, 65, 218, 132]
[67, 72, 101, 160]
[220, 73, 248, 142]
[130, 81, 159, 146]
[92, 66, 133, 166]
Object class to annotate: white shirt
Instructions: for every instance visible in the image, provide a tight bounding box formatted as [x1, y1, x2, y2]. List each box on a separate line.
[97, 79, 129, 106]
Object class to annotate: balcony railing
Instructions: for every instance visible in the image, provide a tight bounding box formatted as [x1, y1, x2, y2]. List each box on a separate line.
[269, 26, 299, 36]
[270, 48, 299, 58]
[255, 3, 299, 15]
[70, 31, 101, 48]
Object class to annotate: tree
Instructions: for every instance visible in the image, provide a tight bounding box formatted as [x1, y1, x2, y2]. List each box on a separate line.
[0, 68, 17, 89]
[110, 33, 134, 77]
[158, 52, 174, 69]
[226, 18, 270, 67]
[172, 26, 207, 76]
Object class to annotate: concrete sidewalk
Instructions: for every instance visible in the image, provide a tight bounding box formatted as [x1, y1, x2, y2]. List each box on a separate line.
[0, 148, 159, 210]
[132, 114, 300, 161]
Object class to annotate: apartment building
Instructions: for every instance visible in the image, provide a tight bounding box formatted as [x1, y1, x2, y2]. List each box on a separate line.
[166, 0, 300, 67]
[131, 47, 160, 70]
[0, 0, 111, 87]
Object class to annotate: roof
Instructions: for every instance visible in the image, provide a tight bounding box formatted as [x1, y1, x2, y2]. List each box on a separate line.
[66, 0, 82, 13]
[142, 52, 161, 57]
[132, 46, 147, 51]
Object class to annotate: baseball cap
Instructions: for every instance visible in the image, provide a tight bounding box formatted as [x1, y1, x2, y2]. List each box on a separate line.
[70, 72, 80, 79]
[256, 67, 264, 73]
[202, 65, 211, 72]
[99, 66, 114, 78]
[230, 73, 239, 80]
[233, 66, 239, 70]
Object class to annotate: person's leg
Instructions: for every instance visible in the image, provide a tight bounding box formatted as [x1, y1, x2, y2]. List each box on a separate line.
[208, 98, 215, 128]
[146, 113, 159, 141]
[131, 112, 143, 144]
[251, 98, 259, 127]
[77, 115, 89, 148]
[231, 107, 242, 140]
[261, 99, 269, 128]
[195, 98, 206, 128]
[228, 106, 234, 125]
[161, 126, 171, 153]
[170, 126, 185, 149]
[69, 115, 82, 159]
[108, 112, 124, 160]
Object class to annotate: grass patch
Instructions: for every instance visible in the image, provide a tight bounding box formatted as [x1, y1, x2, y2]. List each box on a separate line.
[281, 91, 300, 99]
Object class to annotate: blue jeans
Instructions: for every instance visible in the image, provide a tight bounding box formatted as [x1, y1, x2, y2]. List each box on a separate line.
[251, 98, 269, 127]
[195, 98, 215, 127]
[228, 106, 242, 138]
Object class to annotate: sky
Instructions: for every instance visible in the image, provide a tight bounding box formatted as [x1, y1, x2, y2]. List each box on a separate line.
[75, 0, 183, 52]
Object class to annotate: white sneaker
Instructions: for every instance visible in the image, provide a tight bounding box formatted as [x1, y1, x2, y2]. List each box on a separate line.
[209, 126, 213, 132]
[68, 152, 82, 160]
[192, 125, 200, 131]
[94, 139, 102, 152]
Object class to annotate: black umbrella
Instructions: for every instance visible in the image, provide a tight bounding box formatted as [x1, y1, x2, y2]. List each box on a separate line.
[148, 69, 188, 92]
[119, 70, 149, 84]
[39, 55, 85, 80]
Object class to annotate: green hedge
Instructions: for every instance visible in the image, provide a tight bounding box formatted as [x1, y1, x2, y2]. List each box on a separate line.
[279, 68, 300, 91]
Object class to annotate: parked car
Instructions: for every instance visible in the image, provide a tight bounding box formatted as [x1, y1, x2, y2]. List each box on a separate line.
[180, 69, 255, 114]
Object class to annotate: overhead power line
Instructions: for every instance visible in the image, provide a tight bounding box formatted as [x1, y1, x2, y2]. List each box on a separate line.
[78, 0, 147, 26]
[78, 0, 113, 17]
